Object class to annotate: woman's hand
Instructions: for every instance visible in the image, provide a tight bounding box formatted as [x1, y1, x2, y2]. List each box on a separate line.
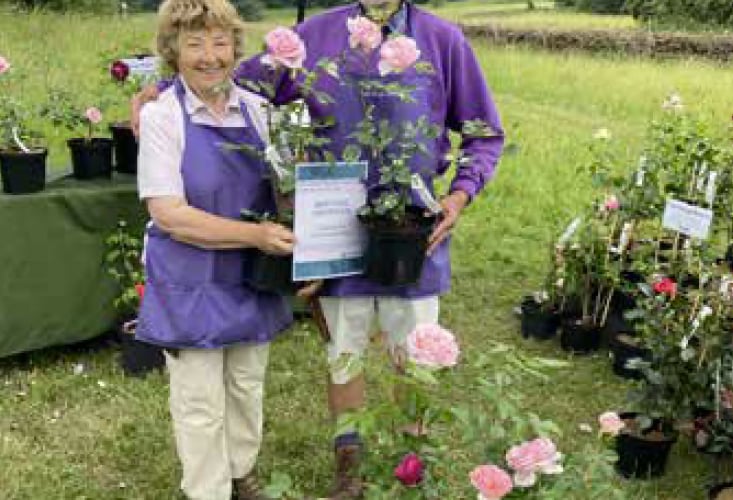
[256, 222, 295, 255]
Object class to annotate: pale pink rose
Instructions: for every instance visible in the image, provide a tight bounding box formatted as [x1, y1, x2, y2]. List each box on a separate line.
[0, 56, 9, 75]
[406, 323, 459, 368]
[505, 437, 563, 487]
[598, 411, 625, 436]
[469, 465, 513, 500]
[261, 27, 306, 70]
[347, 16, 382, 53]
[603, 195, 620, 211]
[378, 35, 420, 76]
[85, 107, 103, 125]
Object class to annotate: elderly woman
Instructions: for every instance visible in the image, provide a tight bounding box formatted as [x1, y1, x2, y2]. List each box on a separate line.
[135, 1, 293, 499]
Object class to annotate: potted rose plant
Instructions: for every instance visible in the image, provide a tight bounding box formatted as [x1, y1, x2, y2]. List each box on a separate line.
[0, 54, 47, 195]
[234, 27, 336, 293]
[40, 88, 113, 179]
[107, 54, 160, 174]
[104, 219, 164, 377]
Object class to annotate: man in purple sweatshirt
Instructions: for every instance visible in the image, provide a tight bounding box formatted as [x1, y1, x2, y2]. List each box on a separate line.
[133, 0, 502, 497]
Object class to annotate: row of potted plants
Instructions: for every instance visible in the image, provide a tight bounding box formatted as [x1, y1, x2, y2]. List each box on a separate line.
[0, 54, 141, 195]
[520, 97, 733, 493]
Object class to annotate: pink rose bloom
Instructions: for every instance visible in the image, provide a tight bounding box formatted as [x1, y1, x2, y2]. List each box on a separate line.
[506, 437, 563, 487]
[0, 56, 9, 75]
[85, 107, 103, 125]
[603, 195, 620, 211]
[378, 35, 420, 76]
[394, 453, 424, 486]
[261, 27, 306, 70]
[598, 411, 625, 436]
[347, 16, 382, 53]
[470, 464, 513, 500]
[406, 323, 459, 368]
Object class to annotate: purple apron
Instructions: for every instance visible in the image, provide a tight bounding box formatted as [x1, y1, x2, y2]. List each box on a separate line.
[313, 7, 451, 298]
[136, 79, 292, 349]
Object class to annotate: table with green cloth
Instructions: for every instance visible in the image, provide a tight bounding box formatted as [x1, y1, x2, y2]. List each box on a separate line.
[0, 173, 146, 358]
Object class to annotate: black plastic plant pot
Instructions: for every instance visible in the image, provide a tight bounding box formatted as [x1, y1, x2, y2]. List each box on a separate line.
[0, 148, 47, 194]
[709, 482, 733, 499]
[117, 323, 165, 377]
[616, 413, 678, 479]
[559, 319, 602, 354]
[109, 122, 138, 174]
[610, 333, 650, 379]
[246, 251, 299, 295]
[67, 137, 113, 180]
[359, 206, 437, 287]
[520, 297, 559, 340]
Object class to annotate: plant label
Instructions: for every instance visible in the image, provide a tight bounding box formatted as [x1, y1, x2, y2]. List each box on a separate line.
[662, 199, 712, 240]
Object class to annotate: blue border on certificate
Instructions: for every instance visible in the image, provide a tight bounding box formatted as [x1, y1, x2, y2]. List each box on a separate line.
[295, 162, 367, 181]
[293, 257, 365, 281]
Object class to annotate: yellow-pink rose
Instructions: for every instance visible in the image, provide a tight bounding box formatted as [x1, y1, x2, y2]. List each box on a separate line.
[261, 27, 306, 70]
[346, 16, 382, 53]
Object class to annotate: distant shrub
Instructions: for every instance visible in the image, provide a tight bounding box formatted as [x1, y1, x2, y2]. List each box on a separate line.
[624, 0, 733, 27]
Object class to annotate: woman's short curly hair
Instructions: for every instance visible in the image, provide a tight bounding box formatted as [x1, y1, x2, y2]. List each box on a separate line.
[156, 0, 245, 73]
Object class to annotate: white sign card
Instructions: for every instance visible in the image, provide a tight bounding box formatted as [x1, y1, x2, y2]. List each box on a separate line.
[293, 162, 368, 281]
[662, 198, 713, 240]
[120, 55, 159, 78]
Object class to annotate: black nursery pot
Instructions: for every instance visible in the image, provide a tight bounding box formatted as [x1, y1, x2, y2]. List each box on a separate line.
[610, 333, 651, 379]
[709, 481, 733, 499]
[359, 206, 437, 287]
[67, 138, 113, 179]
[616, 412, 678, 479]
[559, 319, 603, 354]
[0, 148, 47, 194]
[109, 122, 138, 174]
[246, 251, 299, 295]
[117, 323, 165, 377]
[520, 297, 559, 340]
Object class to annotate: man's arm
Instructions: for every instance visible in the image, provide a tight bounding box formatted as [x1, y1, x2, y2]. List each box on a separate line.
[428, 31, 504, 254]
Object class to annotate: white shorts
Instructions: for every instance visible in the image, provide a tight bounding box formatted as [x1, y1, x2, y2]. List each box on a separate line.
[319, 296, 439, 384]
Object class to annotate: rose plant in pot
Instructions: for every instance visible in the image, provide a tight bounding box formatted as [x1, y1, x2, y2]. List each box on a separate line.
[104, 219, 164, 377]
[107, 53, 160, 174]
[40, 88, 113, 180]
[233, 27, 337, 294]
[0, 54, 47, 195]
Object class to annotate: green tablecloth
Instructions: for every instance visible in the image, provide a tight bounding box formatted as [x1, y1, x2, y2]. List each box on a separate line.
[0, 174, 146, 358]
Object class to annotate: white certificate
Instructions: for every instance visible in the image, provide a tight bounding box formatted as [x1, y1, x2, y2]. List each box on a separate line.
[662, 198, 713, 240]
[293, 162, 368, 281]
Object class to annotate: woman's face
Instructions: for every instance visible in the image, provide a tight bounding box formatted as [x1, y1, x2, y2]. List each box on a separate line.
[177, 26, 235, 97]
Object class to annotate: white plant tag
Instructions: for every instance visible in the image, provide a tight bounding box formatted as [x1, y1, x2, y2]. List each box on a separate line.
[264, 144, 290, 181]
[410, 174, 442, 215]
[11, 127, 30, 153]
[618, 222, 633, 253]
[706, 171, 718, 205]
[662, 199, 712, 240]
[558, 217, 582, 246]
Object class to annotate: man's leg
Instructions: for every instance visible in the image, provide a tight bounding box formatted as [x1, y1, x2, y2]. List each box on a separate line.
[319, 296, 376, 499]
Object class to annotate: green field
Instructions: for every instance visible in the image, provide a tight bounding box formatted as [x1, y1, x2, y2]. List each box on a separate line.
[2, 2, 733, 499]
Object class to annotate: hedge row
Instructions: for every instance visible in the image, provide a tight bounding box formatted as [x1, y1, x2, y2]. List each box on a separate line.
[461, 23, 733, 61]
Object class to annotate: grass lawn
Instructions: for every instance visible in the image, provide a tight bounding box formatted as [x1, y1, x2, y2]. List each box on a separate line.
[2, 4, 733, 499]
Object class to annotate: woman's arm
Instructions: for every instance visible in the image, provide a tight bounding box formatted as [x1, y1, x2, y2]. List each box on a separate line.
[147, 197, 294, 255]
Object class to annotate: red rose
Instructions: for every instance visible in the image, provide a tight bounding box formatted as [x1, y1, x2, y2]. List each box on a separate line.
[135, 283, 145, 301]
[653, 277, 676, 298]
[394, 453, 424, 487]
[110, 60, 130, 82]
